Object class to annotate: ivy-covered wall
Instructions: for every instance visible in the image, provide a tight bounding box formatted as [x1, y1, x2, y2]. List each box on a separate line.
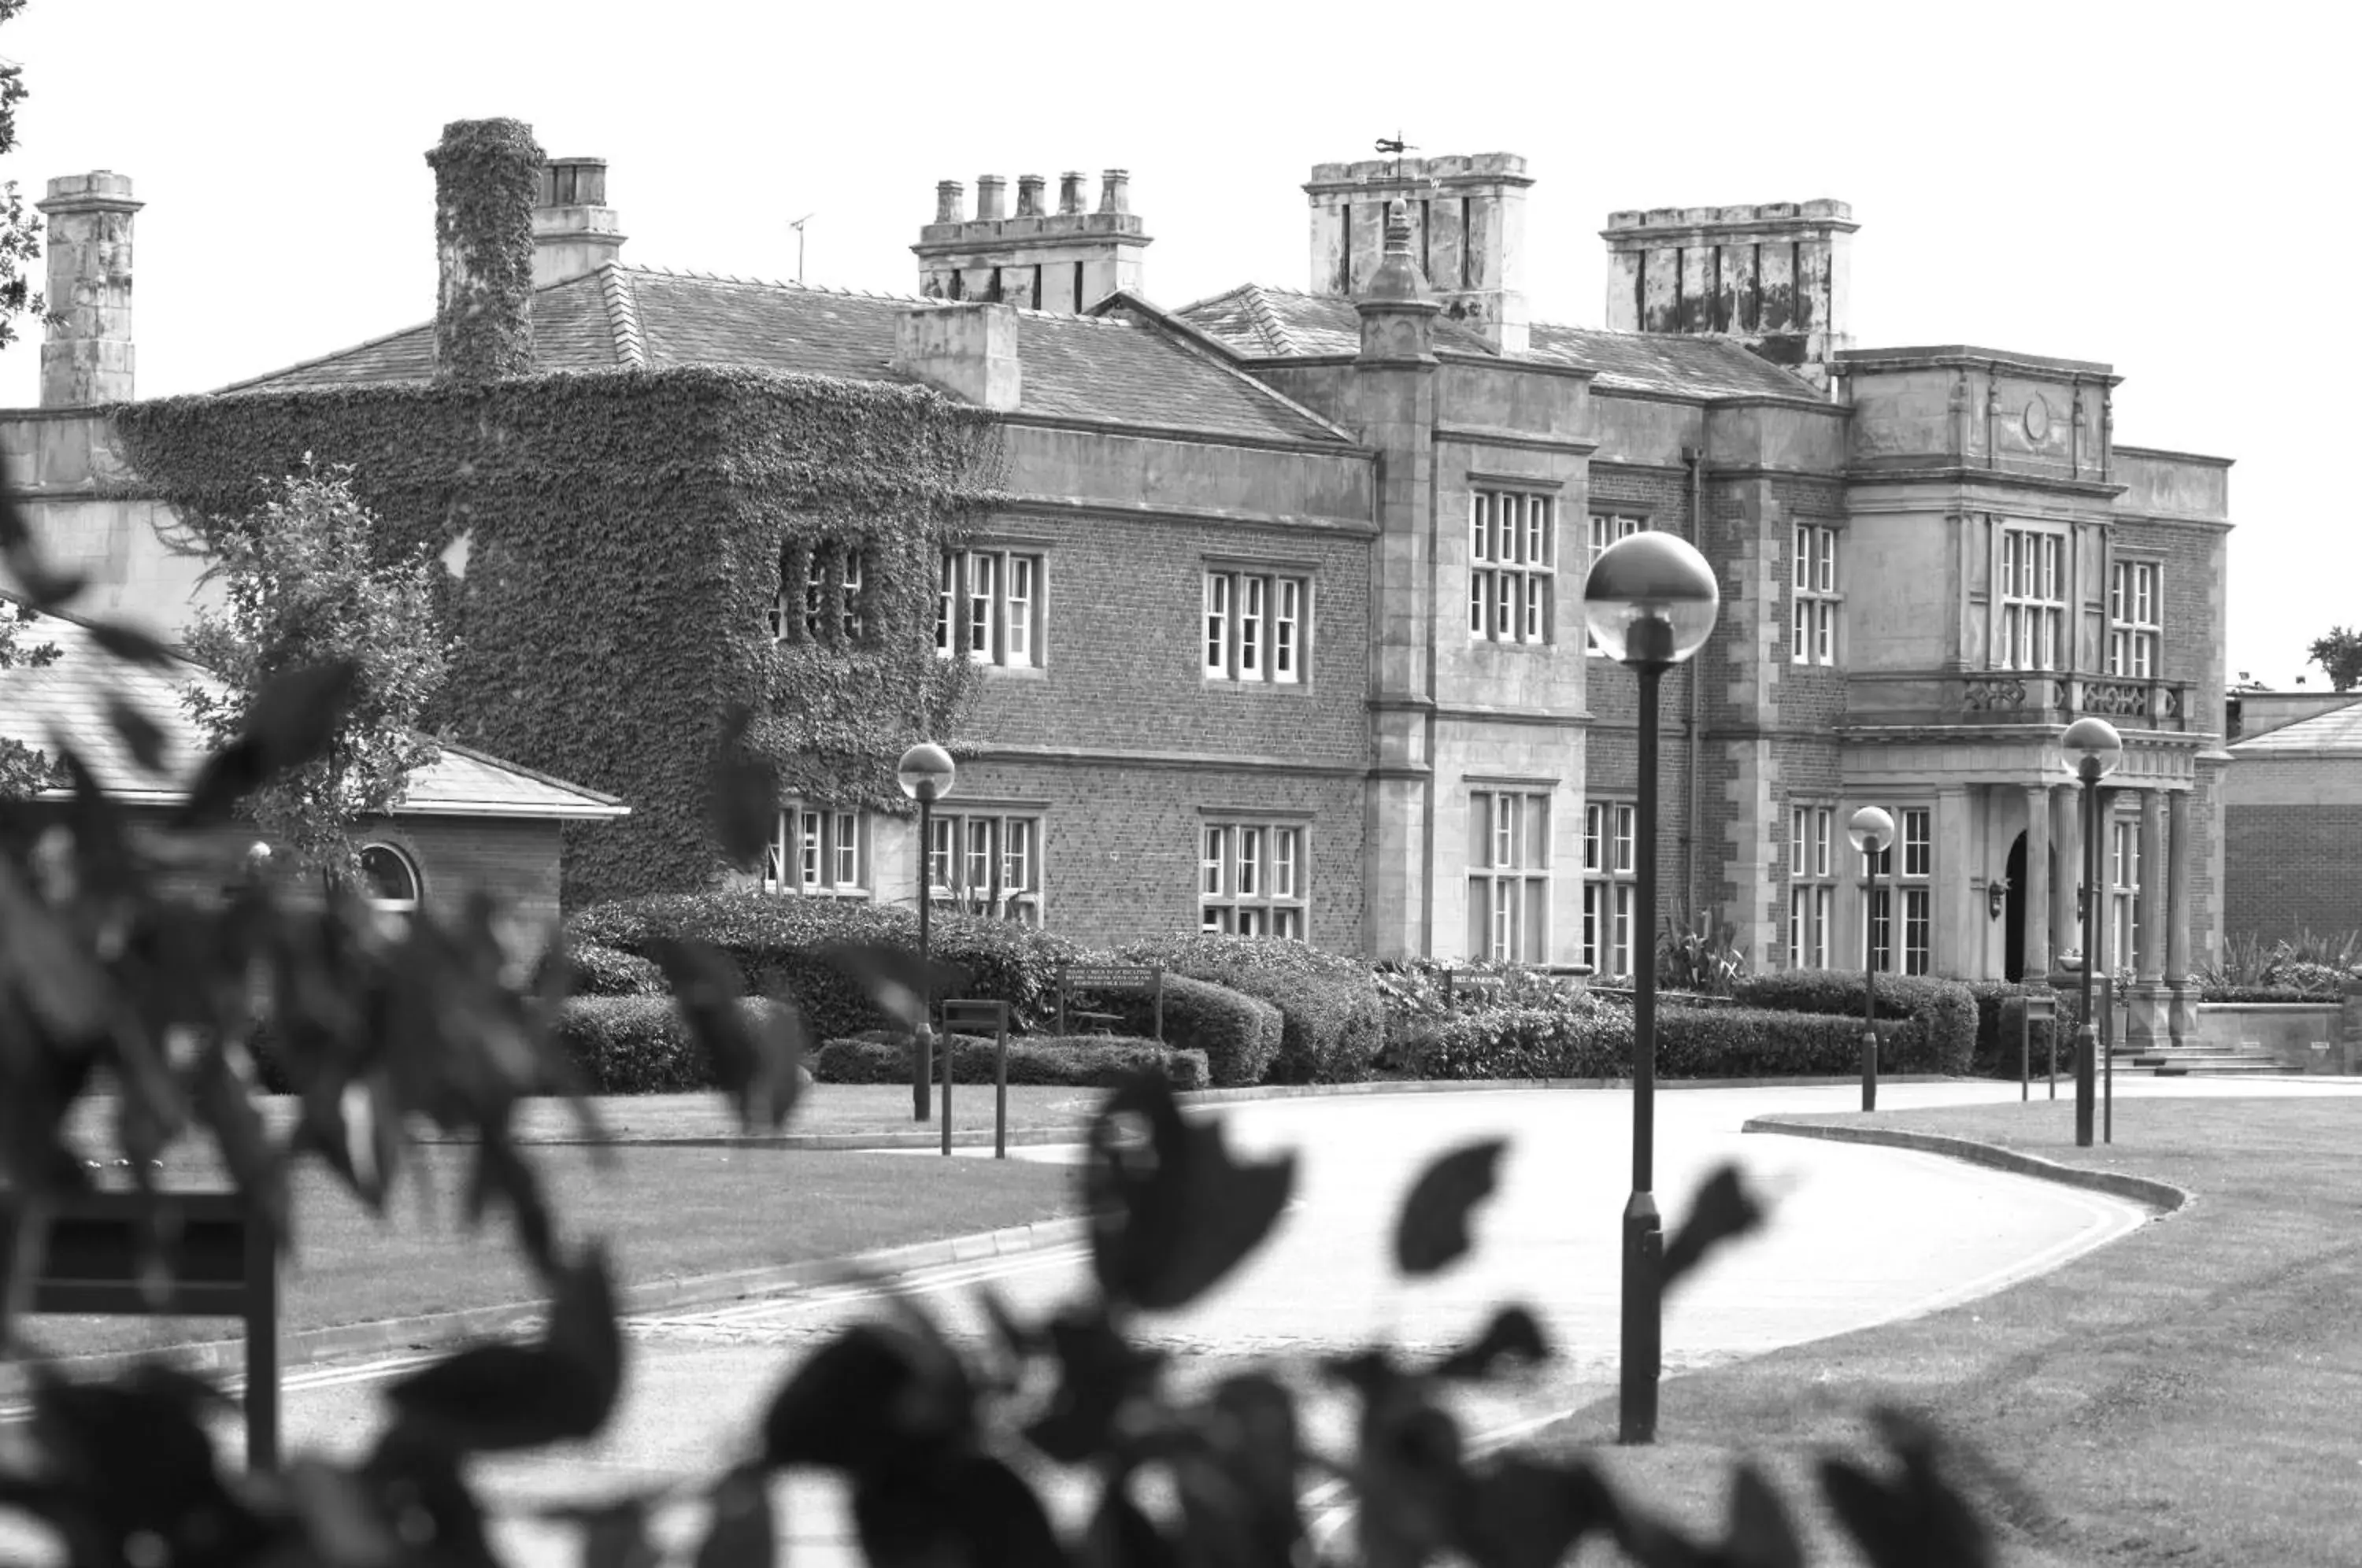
[113, 365, 1005, 904]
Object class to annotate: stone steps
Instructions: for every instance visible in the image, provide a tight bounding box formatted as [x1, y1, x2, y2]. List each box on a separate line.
[2112, 1042, 2282, 1076]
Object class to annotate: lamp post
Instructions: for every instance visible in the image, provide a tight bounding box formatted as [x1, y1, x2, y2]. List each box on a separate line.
[2060, 716, 2123, 1149]
[1847, 806, 1896, 1113]
[1582, 531, 1720, 1447]
[897, 742, 957, 1123]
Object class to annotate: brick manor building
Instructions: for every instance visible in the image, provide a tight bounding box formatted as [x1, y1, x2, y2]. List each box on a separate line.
[0, 142, 2234, 1046]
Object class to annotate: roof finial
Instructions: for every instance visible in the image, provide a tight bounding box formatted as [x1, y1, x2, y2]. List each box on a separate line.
[1363, 197, 1428, 301]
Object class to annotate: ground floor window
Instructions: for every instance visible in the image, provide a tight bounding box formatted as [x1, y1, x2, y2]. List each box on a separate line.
[763, 808, 867, 897]
[1864, 805, 1933, 975]
[927, 812, 1042, 924]
[1200, 821, 1308, 937]
[2108, 815, 2141, 971]
[1580, 799, 1632, 977]
[360, 842, 421, 926]
[1469, 789, 1551, 963]
[1788, 804, 1834, 968]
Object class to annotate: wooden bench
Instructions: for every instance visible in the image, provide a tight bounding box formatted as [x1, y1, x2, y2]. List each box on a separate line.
[0, 1189, 280, 1470]
[1056, 962, 1164, 1043]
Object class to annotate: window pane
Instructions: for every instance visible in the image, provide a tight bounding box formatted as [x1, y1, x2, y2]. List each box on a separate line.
[1471, 493, 1487, 560]
[834, 812, 857, 886]
[1003, 818, 1032, 892]
[1205, 574, 1229, 675]
[968, 553, 995, 659]
[1238, 828, 1263, 897]
[1241, 577, 1264, 675]
[1612, 804, 1634, 874]
[935, 553, 956, 656]
[1523, 877, 1548, 963]
[928, 816, 953, 890]
[1494, 797, 1516, 869]
[1273, 829, 1298, 898]
[1526, 502, 1547, 567]
[799, 811, 821, 888]
[1203, 826, 1227, 895]
[1006, 557, 1033, 664]
[1524, 575, 1546, 642]
[1584, 802, 1602, 872]
[841, 551, 864, 641]
[965, 818, 994, 893]
[1275, 579, 1299, 681]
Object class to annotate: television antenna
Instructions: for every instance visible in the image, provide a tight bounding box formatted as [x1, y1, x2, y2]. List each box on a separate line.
[788, 213, 815, 285]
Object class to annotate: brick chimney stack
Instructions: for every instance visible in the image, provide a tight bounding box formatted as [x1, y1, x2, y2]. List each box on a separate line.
[913, 167, 1150, 313]
[893, 302, 1021, 411]
[426, 118, 545, 383]
[1601, 201, 1857, 376]
[532, 157, 628, 287]
[36, 172, 142, 408]
[1306, 153, 1531, 353]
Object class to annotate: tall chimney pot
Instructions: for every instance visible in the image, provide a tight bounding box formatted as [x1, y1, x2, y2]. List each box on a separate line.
[935, 181, 965, 223]
[976, 175, 1007, 222]
[1098, 170, 1130, 215]
[35, 172, 142, 407]
[1057, 172, 1086, 216]
[427, 118, 545, 383]
[1016, 175, 1046, 218]
[531, 155, 627, 287]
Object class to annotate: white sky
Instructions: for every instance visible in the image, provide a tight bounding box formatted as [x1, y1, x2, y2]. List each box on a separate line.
[0, 0, 2343, 688]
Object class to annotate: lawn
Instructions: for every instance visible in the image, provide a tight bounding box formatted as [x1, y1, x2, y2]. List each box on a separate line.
[24, 1141, 1080, 1364]
[1535, 1095, 2362, 1566]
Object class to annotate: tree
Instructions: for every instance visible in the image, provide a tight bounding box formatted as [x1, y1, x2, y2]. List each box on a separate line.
[0, 0, 48, 353]
[2306, 627, 2362, 693]
[0, 596, 59, 797]
[179, 463, 451, 875]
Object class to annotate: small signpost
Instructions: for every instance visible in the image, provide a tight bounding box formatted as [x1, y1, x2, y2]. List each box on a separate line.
[0, 1189, 279, 1470]
[939, 999, 1012, 1159]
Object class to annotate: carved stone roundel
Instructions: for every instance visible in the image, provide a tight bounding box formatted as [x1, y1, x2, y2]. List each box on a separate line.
[2023, 396, 2050, 442]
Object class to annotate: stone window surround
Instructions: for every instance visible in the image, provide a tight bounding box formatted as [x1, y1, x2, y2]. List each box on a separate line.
[1198, 808, 1312, 938]
[1202, 553, 1312, 688]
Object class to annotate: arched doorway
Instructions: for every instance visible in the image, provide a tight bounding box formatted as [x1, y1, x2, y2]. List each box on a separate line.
[2002, 832, 2028, 982]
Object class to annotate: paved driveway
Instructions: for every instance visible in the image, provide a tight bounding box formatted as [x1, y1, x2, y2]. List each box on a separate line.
[10, 1075, 2357, 1564]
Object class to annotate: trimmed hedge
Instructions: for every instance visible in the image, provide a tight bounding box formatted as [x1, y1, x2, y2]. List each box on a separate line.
[1733, 971, 1976, 1075]
[565, 892, 1085, 1039]
[2199, 984, 2345, 1004]
[561, 941, 668, 998]
[1079, 974, 1283, 1088]
[813, 1033, 1209, 1090]
[1116, 934, 1384, 1084]
[1408, 1002, 1920, 1081]
[550, 995, 812, 1094]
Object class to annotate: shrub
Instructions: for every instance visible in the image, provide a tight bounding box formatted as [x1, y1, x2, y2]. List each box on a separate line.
[565, 891, 1086, 1038]
[561, 941, 668, 997]
[549, 995, 812, 1094]
[813, 1033, 1209, 1090]
[1405, 999, 1922, 1080]
[1657, 907, 1749, 997]
[1076, 974, 1283, 1088]
[1116, 933, 1384, 1084]
[1733, 971, 1976, 1075]
[1958, 981, 2086, 1078]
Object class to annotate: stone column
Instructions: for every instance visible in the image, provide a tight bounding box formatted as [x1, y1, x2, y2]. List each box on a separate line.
[2127, 790, 2167, 1048]
[2023, 785, 2050, 982]
[2049, 783, 2080, 978]
[2166, 790, 2197, 1046]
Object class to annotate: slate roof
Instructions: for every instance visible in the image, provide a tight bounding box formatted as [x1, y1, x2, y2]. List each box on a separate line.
[0, 600, 628, 819]
[2231, 700, 2362, 756]
[220, 266, 1353, 447]
[1172, 283, 1823, 402]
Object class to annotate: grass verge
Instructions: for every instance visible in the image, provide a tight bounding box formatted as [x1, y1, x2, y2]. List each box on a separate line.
[1535, 1094, 2362, 1566]
[22, 1144, 1078, 1364]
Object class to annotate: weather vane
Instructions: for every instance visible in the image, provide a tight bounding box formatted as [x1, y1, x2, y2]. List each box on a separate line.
[1375, 133, 1416, 182]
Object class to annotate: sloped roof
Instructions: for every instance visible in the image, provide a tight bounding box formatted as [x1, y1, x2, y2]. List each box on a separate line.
[2231, 699, 2362, 757]
[219, 266, 1353, 447]
[0, 600, 627, 819]
[1172, 283, 1823, 401]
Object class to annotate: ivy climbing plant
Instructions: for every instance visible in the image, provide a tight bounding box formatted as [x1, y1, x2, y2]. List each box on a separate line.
[113, 364, 1005, 904]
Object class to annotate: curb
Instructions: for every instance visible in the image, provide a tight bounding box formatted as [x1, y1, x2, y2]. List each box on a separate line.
[1741, 1115, 2191, 1214]
[1179, 1074, 1963, 1105]
[0, 1215, 1089, 1400]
